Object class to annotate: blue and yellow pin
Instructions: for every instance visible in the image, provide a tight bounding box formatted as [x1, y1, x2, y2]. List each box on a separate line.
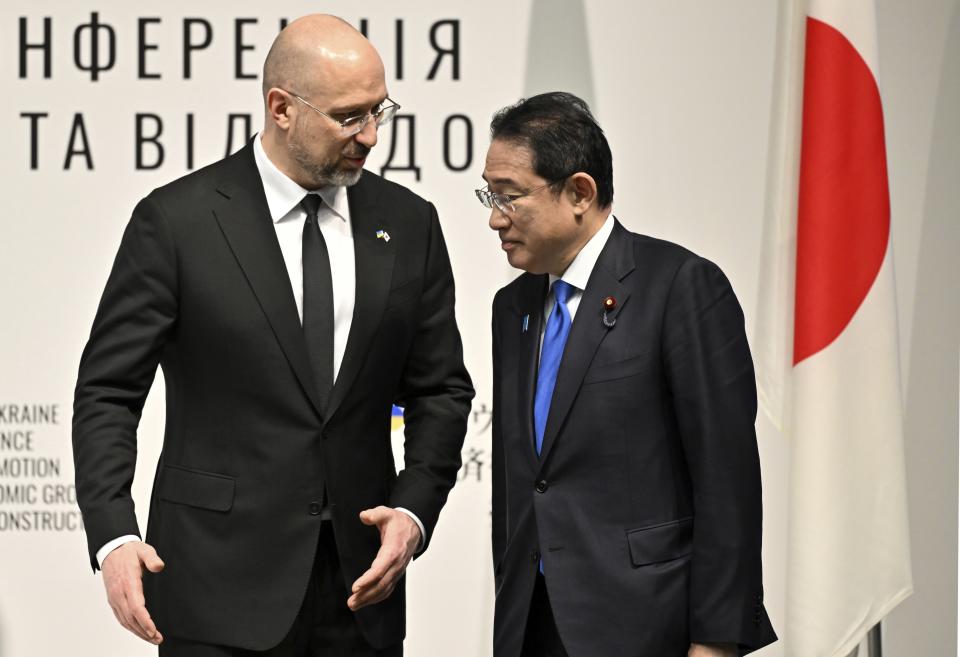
[391, 404, 404, 431]
[376, 229, 391, 242]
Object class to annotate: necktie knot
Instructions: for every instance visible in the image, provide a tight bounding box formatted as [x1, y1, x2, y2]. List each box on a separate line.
[553, 279, 575, 305]
[300, 194, 322, 221]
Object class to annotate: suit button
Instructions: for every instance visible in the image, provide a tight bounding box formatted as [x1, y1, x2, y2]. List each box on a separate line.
[535, 480, 548, 493]
[531, 549, 541, 563]
[308, 502, 321, 515]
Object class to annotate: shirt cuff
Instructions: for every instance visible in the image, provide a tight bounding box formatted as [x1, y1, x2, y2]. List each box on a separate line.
[394, 507, 425, 553]
[96, 535, 141, 569]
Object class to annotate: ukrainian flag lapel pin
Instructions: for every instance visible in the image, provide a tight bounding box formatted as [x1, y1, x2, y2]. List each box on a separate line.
[375, 229, 391, 242]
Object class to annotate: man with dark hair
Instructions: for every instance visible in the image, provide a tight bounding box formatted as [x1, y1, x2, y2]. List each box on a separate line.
[73, 14, 473, 656]
[482, 91, 777, 657]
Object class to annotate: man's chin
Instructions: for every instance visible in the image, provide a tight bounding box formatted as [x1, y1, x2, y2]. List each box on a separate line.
[292, 153, 363, 188]
[507, 252, 550, 275]
[343, 169, 363, 186]
[331, 167, 363, 187]
[505, 250, 532, 273]
[310, 168, 362, 188]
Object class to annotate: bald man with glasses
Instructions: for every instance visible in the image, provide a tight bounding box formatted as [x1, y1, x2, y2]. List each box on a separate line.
[73, 14, 472, 656]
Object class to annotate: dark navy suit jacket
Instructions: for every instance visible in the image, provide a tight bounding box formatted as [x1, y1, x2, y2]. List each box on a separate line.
[491, 220, 776, 657]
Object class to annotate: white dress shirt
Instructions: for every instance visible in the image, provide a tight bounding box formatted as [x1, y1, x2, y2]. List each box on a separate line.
[96, 134, 423, 567]
[540, 215, 615, 355]
[252, 135, 355, 379]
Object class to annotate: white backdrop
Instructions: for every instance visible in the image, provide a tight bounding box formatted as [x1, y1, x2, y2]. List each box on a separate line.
[0, 2, 956, 656]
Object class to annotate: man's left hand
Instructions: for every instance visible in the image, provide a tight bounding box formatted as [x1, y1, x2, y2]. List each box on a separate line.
[689, 643, 737, 657]
[348, 506, 421, 610]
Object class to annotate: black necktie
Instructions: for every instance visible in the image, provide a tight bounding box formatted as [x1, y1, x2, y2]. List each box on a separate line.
[300, 194, 335, 413]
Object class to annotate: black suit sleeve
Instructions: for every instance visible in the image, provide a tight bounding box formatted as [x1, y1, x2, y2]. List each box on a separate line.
[662, 256, 775, 652]
[73, 195, 178, 571]
[490, 293, 506, 572]
[390, 204, 474, 553]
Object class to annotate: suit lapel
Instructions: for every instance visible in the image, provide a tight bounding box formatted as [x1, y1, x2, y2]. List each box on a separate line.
[512, 274, 548, 472]
[537, 220, 635, 468]
[211, 143, 325, 418]
[324, 174, 396, 421]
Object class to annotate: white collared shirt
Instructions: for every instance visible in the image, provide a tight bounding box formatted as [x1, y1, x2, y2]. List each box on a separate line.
[253, 134, 355, 382]
[540, 215, 615, 357]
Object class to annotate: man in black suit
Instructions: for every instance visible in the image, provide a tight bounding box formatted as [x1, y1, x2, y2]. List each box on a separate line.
[73, 14, 473, 656]
[482, 92, 776, 657]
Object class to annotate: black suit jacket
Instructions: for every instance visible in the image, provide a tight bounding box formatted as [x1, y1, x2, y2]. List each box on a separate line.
[491, 221, 776, 657]
[73, 142, 473, 650]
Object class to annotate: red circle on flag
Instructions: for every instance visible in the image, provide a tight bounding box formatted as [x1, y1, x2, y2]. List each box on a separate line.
[794, 17, 890, 365]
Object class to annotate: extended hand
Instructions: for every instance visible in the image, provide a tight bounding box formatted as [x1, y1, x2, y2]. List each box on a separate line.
[348, 506, 421, 610]
[689, 643, 737, 657]
[101, 541, 165, 644]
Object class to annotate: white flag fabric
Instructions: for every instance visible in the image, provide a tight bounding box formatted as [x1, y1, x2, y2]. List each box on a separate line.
[756, 1, 914, 656]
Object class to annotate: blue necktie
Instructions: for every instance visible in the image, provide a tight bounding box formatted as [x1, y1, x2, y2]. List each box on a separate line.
[534, 280, 575, 456]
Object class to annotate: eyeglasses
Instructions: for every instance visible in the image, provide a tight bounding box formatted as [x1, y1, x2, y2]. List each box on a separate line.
[285, 90, 401, 137]
[475, 179, 567, 214]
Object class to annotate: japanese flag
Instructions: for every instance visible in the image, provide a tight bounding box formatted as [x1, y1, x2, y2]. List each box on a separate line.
[755, 0, 914, 655]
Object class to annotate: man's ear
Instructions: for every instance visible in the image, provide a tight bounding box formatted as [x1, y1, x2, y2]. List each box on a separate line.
[567, 172, 598, 215]
[266, 88, 293, 130]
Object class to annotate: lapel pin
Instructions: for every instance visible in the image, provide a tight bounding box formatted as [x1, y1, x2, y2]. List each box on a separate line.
[602, 296, 617, 328]
[376, 229, 391, 242]
[522, 314, 530, 333]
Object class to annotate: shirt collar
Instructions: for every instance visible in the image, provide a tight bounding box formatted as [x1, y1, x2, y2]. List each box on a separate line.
[252, 133, 349, 224]
[549, 214, 615, 291]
